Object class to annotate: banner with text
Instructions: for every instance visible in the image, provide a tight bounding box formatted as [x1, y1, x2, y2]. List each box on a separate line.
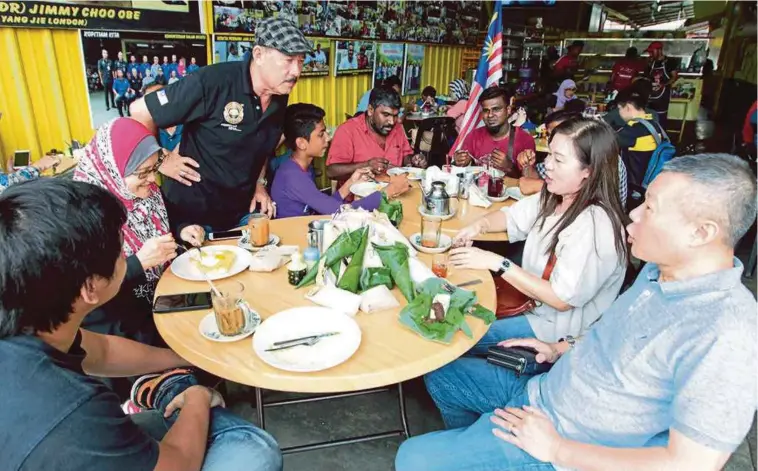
[0, 1, 201, 32]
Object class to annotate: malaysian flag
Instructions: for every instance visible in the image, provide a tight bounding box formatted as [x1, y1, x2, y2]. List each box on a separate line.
[448, 1, 503, 159]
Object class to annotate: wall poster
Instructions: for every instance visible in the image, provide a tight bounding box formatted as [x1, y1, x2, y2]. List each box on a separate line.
[210, 0, 482, 46]
[373, 42, 405, 88]
[333, 40, 375, 77]
[402, 44, 424, 95]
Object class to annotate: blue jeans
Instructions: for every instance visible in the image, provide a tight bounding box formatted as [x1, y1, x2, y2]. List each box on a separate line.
[469, 315, 536, 356]
[130, 374, 282, 471]
[395, 358, 554, 471]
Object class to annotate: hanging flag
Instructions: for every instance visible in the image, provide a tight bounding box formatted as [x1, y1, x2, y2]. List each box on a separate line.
[448, 0, 503, 160]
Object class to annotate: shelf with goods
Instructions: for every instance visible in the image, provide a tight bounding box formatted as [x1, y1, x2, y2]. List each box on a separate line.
[500, 24, 562, 87]
[563, 36, 708, 121]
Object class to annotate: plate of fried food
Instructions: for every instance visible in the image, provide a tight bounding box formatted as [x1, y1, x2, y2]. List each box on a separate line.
[171, 245, 253, 281]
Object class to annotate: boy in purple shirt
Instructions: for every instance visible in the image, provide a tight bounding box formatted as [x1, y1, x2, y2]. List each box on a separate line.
[272, 104, 409, 218]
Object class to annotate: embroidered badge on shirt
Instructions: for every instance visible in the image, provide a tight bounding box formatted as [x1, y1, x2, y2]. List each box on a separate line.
[157, 90, 169, 105]
[223, 102, 244, 125]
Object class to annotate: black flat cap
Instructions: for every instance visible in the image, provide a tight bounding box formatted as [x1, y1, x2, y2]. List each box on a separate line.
[255, 17, 312, 56]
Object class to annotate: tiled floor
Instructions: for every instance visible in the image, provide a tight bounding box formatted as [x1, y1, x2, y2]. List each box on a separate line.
[222, 251, 758, 470]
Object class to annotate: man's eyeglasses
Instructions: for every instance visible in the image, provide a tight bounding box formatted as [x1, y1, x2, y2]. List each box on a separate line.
[135, 149, 167, 180]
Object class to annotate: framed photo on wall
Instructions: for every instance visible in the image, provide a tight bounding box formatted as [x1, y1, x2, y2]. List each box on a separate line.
[81, 30, 208, 129]
[402, 44, 424, 95]
[333, 40, 375, 77]
[373, 42, 405, 88]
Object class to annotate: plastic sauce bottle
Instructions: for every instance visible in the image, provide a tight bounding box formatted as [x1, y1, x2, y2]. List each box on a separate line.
[287, 250, 308, 286]
[303, 246, 320, 271]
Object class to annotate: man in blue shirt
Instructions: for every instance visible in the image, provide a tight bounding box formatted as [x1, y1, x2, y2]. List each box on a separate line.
[312, 43, 327, 65]
[128, 54, 139, 77]
[338, 43, 358, 70]
[112, 69, 133, 117]
[168, 54, 179, 77]
[161, 55, 171, 76]
[357, 75, 401, 114]
[139, 54, 150, 79]
[396, 153, 757, 471]
[186, 56, 200, 75]
[150, 55, 162, 78]
[112, 51, 127, 79]
[0, 179, 282, 471]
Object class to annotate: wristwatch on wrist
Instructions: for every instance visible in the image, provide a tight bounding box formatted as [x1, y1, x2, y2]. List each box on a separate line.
[559, 335, 576, 349]
[494, 257, 513, 277]
[257, 177, 268, 187]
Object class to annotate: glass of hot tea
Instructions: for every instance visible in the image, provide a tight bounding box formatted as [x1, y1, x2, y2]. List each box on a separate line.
[420, 216, 442, 248]
[212, 281, 246, 336]
[248, 213, 270, 247]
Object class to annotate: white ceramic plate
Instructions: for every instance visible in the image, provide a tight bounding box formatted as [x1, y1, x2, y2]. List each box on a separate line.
[488, 193, 508, 203]
[350, 181, 388, 197]
[387, 167, 424, 181]
[170, 245, 253, 282]
[198, 301, 261, 343]
[238, 231, 281, 251]
[417, 204, 457, 221]
[253, 307, 362, 373]
[408, 232, 453, 254]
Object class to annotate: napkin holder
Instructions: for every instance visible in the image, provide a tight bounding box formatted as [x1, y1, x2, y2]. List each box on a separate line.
[468, 184, 492, 208]
[248, 245, 299, 272]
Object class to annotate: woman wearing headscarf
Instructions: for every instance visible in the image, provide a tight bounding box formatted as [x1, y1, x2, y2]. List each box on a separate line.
[445, 78, 471, 133]
[552, 78, 577, 111]
[74, 118, 205, 343]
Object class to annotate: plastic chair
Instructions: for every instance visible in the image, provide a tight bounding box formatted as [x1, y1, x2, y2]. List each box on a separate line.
[412, 116, 457, 168]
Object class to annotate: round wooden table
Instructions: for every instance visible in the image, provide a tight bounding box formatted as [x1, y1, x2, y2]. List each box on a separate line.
[396, 178, 517, 242]
[154, 215, 497, 394]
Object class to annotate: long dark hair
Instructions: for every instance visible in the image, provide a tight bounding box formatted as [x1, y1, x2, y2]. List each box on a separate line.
[537, 116, 629, 261]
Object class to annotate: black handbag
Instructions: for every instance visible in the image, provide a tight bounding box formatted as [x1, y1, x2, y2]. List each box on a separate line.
[486, 346, 552, 377]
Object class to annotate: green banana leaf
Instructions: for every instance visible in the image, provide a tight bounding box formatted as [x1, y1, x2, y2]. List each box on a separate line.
[336, 227, 369, 293]
[297, 228, 364, 288]
[378, 192, 403, 227]
[360, 267, 394, 292]
[373, 242, 415, 303]
[398, 278, 495, 344]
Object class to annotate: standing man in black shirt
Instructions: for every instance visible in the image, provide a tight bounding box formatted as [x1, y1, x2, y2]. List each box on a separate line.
[97, 49, 115, 111]
[130, 17, 311, 232]
[644, 41, 678, 130]
[113, 50, 128, 80]
[0, 179, 282, 471]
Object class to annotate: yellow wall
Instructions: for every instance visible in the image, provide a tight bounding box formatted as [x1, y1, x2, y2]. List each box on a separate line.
[0, 27, 92, 165]
[289, 45, 464, 127]
[0, 17, 465, 164]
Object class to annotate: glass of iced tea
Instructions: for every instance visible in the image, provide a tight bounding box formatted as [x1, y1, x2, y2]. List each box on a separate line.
[420, 216, 442, 248]
[488, 175, 504, 197]
[212, 281, 246, 336]
[248, 213, 270, 247]
[432, 253, 449, 278]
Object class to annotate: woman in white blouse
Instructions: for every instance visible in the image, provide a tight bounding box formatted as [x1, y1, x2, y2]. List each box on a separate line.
[451, 116, 629, 346]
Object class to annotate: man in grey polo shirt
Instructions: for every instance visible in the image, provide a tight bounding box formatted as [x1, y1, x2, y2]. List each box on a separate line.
[396, 153, 757, 471]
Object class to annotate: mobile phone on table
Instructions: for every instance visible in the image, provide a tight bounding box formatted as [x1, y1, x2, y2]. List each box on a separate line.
[13, 150, 31, 170]
[154, 291, 212, 313]
[208, 229, 243, 240]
